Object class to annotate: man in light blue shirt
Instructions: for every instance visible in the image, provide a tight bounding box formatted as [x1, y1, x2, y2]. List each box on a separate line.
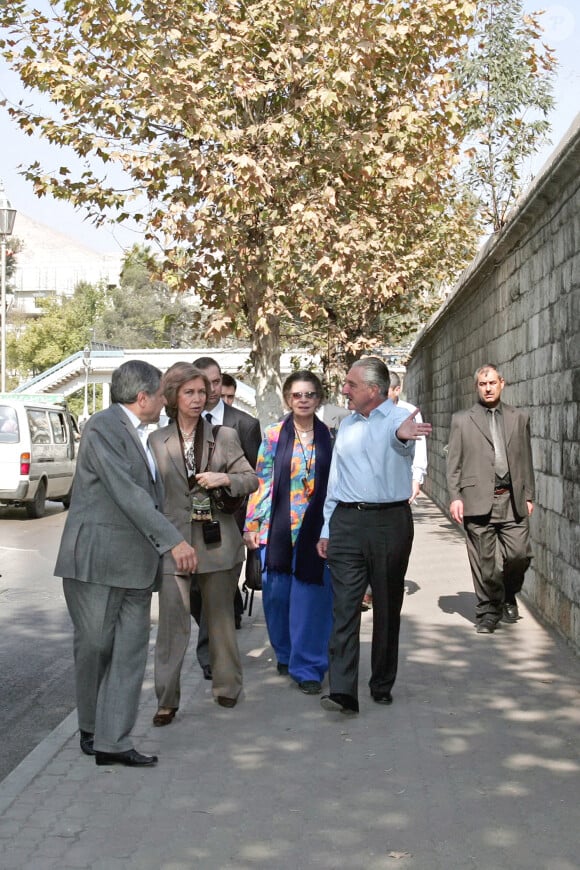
[317, 357, 432, 714]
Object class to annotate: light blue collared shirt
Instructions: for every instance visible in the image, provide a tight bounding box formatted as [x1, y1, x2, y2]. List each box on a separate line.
[321, 399, 414, 537]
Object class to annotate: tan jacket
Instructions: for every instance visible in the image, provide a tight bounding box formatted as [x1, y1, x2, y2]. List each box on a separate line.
[149, 419, 258, 574]
[446, 402, 535, 519]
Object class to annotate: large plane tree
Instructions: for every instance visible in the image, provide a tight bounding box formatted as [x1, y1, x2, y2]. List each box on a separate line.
[1, 0, 480, 419]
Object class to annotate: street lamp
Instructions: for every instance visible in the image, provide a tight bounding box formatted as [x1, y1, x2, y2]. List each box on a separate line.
[0, 181, 17, 393]
[82, 344, 92, 420]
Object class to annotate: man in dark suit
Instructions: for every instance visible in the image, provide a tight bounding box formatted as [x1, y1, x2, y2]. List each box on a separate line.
[221, 372, 238, 405]
[55, 360, 197, 767]
[446, 363, 535, 634]
[190, 356, 262, 677]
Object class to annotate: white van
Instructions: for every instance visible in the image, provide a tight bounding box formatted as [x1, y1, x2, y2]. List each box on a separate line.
[0, 393, 78, 518]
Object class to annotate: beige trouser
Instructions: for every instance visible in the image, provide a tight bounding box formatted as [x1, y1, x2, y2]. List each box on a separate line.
[155, 563, 243, 708]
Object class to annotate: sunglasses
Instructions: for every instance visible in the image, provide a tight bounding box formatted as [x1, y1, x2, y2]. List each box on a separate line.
[290, 391, 317, 400]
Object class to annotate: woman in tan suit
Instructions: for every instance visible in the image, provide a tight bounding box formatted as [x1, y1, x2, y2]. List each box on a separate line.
[149, 363, 258, 722]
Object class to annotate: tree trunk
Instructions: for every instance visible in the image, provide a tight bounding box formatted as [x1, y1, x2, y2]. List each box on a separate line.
[243, 254, 283, 426]
[250, 316, 283, 427]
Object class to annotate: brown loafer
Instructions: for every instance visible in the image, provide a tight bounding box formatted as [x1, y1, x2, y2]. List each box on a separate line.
[153, 708, 177, 727]
[216, 696, 237, 708]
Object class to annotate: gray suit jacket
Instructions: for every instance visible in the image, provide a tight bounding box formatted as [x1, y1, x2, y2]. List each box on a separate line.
[446, 401, 535, 519]
[54, 404, 183, 588]
[149, 419, 258, 575]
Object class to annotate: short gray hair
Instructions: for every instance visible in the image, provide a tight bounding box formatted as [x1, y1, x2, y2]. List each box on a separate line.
[351, 357, 390, 396]
[474, 363, 503, 384]
[111, 360, 162, 404]
[389, 372, 401, 390]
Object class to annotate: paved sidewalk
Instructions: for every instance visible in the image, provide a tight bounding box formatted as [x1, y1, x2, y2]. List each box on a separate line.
[1, 498, 579, 870]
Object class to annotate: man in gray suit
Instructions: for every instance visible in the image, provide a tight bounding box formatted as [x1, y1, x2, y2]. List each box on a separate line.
[446, 363, 535, 634]
[55, 361, 197, 767]
[189, 356, 262, 677]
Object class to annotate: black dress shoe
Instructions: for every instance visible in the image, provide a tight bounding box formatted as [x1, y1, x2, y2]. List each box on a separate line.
[95, 749, 158, 767]
[502, 602, 519, 623]
[216, 696, 237, 708]
[371, 692, 393, 705]
[320, 693, 359, 714]
[202, 664, 212, 680]
[476, 617, 498, 634]
[80, 730, 95, 756]
[276, 662, 289, 675]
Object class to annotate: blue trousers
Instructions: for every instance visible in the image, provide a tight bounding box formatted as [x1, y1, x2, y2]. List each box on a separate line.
[262, 564, 333, 683]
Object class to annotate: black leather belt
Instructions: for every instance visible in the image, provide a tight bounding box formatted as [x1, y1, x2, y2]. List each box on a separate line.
[338, 501, 408, 511]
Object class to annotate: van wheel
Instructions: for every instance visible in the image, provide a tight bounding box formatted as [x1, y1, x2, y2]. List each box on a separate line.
[26, 479, 47, 519]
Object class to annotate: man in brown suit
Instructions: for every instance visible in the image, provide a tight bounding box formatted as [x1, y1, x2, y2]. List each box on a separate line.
[446, 364, 535, 633]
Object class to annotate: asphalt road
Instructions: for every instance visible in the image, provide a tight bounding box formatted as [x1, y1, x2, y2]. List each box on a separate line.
[0, 501, 75, 782]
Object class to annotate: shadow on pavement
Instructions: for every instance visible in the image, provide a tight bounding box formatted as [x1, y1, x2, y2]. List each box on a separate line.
[1, 497, 578, 870]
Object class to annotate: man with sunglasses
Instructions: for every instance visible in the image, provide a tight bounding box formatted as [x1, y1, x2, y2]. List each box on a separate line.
[317, 357, 432, 714]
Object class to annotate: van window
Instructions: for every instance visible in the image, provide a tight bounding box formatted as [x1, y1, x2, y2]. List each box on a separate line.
[49, 411, 68, 444]
[27, 409, 51, 444]
[0, 405, 19, 443]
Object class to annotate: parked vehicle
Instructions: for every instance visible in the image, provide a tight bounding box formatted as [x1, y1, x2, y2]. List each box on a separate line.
[0, 393, 79, 518]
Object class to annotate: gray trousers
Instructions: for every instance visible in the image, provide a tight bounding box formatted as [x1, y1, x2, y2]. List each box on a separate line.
[63, 577, 153, 754]
[327, 503, 413, 703]
[464, 491, 531, 621]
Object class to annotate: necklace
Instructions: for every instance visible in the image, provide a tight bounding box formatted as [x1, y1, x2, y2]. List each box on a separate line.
[179, 424, 197, 476]
[294, 424, 315, 497]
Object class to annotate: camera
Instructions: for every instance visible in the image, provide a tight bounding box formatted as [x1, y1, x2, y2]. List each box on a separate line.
[202, 520, 222, 545]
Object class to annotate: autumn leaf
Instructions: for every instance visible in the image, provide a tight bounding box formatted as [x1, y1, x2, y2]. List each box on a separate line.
[0, 0, 484, 419]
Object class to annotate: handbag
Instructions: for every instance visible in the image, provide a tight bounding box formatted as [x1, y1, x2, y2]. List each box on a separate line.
[243, 547, 263, 591]
[209, 425, 245, 515]
[211, 486, 245, 515]
[242, 547, 263, 617]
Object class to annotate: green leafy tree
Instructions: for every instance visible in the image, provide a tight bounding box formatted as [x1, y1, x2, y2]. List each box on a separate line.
[1, 0, 482, 420]
[95, 245, 215, 348]
[8, 281, 105, 377]
[457, 0, 556, 231]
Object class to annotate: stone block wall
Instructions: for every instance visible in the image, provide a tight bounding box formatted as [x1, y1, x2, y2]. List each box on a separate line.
[404, 116, 580, 652]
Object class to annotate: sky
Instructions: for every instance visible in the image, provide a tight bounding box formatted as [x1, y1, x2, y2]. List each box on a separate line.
[0, 0, 579, 255]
